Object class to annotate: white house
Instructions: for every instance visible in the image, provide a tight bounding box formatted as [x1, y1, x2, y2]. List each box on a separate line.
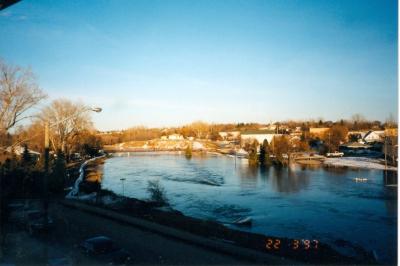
[168, 134, 184, 140]
[6, 145, 41, 160]
[363, 130, 384, 143]
[240, 130, 281, 145]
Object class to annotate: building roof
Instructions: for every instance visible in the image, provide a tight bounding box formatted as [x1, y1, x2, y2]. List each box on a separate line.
[363, 130, 383, 140]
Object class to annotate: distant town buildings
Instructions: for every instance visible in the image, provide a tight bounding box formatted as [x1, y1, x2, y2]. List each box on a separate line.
[240, 130, 281, 145]
[168, 134, 184, 140]
[348, 130, 388, 144]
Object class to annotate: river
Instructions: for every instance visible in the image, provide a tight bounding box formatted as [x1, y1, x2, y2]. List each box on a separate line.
[100, 152, 397, 263]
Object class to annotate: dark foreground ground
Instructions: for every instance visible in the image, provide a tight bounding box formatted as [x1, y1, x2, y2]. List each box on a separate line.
[0, 200, 253, 265]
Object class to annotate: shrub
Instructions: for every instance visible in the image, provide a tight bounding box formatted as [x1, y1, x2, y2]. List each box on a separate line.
[147, 179, 168, 206]
[185, 144, 192, 159]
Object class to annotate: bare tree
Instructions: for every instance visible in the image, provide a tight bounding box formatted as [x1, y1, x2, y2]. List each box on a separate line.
[385, 113, 397, 129]
[323, 125, 348, 152]
[350, 113, 366, 130]
[40, 99, 93, 154]
[0, 59, 46, 132]
[190, 121, 209, 139]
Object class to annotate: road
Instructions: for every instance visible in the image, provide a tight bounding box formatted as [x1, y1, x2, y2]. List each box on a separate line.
[2, 201, 252, 265]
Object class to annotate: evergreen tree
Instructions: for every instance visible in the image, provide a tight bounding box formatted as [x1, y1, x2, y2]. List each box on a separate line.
[21, 144, 34, 198]
[259, 144, 265, 166]
[259, 139, 272, 166]
[263, 139, 272, 166]
[50, 149, 66, 193]
[22, 144, 31, 165]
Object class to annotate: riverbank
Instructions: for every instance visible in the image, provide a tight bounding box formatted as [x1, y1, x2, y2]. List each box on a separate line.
[69, 189, 376, 264]
[324, 157, 397, 171]
[66, 155, 106, 198]
[70, 155, 378, 265]
[104, 139, 218, 153]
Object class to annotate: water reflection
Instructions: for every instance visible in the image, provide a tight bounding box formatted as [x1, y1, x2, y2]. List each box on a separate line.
[383, 170, 398, 186]
[238, 165, 258, 189]
[323, 165, 351, 175]
[269, 166, 310, 193]
[237, 163, 312, 194]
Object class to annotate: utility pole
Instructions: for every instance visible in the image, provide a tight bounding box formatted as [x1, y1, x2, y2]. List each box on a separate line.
[384, 137, 388, 184]
[328, 132, 331, 153]
[44, 121, 49, 213]
[42, 121, 49, 263]
[234, 147, 237, 168]
[120, 178, 126, 197]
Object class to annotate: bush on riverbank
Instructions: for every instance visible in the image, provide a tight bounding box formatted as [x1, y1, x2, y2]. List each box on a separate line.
[185, 144, 192, 159]
[247, 141, 259, 166]
[147, 180, 168, 206]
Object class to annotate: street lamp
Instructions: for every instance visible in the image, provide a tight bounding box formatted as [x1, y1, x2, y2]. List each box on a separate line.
[90, 107, 102, 113]
[120, 178, 126, 197]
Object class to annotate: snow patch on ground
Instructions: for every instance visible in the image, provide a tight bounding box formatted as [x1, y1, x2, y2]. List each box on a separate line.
[192, 141, 204, 150]
[324, 157, 397, 171]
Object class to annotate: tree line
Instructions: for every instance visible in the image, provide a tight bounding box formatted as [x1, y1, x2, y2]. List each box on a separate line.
[99, 116, 396, 146]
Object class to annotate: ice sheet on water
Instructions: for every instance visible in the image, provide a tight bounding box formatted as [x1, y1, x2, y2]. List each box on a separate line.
[324, 157, 397, 171]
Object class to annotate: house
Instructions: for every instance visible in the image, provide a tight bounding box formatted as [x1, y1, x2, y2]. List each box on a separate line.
[363, 130, 384, 143]
[5, 145, 41, 161]
[168, 134, 184, 140]
[240, 130, 281, 145]
[347, 131, 368, 143]
[309, 127, 330, 137]
[218, 131, 240, 140]
[277, 124, 290, 132]
[290, 127, 303, 137]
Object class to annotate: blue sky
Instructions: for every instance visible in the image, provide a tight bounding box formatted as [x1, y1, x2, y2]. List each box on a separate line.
[0, 0, 397, 130]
